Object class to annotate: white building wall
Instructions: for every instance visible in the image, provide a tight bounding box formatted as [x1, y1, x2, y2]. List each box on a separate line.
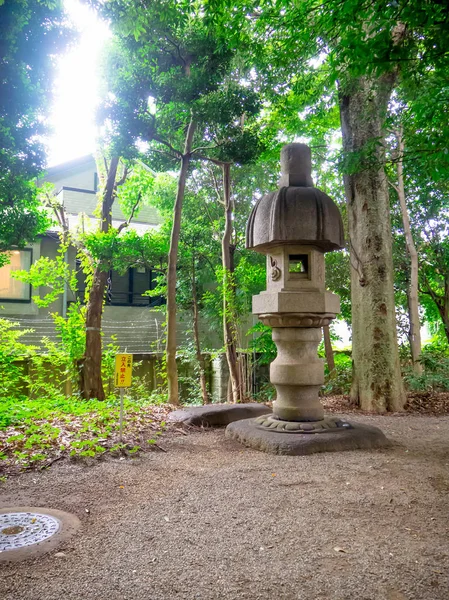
[47, 157, 97, 192]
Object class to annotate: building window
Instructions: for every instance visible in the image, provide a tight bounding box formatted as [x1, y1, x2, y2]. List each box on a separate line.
[75, 263, 165, 307]
[0, 249, 32, 301]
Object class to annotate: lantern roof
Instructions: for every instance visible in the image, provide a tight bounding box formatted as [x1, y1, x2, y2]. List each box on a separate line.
[246, 144, 345, 252]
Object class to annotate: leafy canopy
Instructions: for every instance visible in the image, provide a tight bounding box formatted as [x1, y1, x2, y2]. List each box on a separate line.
[0, 0, 73, 257]
[94, 0, 265, 167]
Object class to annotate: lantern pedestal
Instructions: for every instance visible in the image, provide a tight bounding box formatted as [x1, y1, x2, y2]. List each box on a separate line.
[225, 312, 389, 455]
[266, 323, 326, 422]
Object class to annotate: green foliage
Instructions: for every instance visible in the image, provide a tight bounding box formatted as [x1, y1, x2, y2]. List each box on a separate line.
[12, 241, 77, 307]
[176, 345, 208, 405]
[325, 252, 351, 325]
[27, 304, 87, 398]
[248, 322, 276, 366]
[78, 161, 159, 278]
[0, 303, 119, 403]
[53, 304, 87, 371]
[0, 0, 72, 252]
[0, 177, 50, 257]
[403, 340, 449, 393]
[5, 0, 449, 415]
[0, 318, 35, 399]
[323, 353, 353, 396]
[96, 0, 267, 168]
[0, 394, 168, 470]
[116, 162, 156, 220]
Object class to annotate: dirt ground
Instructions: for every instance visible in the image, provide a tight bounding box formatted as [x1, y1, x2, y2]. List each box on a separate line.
[1, 413, 448, 600]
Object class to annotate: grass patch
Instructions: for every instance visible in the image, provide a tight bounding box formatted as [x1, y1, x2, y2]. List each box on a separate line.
[0, 395, 171, 477]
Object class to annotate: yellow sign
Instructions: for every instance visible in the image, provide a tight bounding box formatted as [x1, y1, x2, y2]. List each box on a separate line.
[115, 354, 133, 388]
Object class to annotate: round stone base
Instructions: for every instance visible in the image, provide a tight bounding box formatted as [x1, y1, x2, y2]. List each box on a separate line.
[225, 417, 390, 456]
[0, 507, 80, 562]
[255, 413, 352, 433]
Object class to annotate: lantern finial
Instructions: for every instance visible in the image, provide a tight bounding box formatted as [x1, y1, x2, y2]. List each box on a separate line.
[279, 143, 313, 187]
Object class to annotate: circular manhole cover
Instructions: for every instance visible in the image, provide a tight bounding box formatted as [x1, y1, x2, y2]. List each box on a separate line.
[0, 512, 61, 551]
[0, 507, 80, 562]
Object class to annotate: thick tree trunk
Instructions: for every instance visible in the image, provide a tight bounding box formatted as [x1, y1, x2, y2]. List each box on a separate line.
[82, 157, 120, 400]
[339, 75, 405, 412]
[82, 268, 108, 400]
[221, 163, 242, 403]
[323, 325, 335, 373]
[191, 258, 209, 404]
[166, 119, 196, 405]
[395, 130, 422, 374]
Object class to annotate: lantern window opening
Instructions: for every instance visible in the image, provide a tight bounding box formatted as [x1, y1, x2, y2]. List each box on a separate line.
[288, 254, 309, 279]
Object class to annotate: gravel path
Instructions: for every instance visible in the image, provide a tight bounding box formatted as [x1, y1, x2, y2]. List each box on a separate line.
[1, 414, 449, 600]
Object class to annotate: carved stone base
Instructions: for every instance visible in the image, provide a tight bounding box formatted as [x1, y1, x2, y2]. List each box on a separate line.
[259, 313, 336, 328]
[254, 413, 351, 433]
[225, 417, 390, 456]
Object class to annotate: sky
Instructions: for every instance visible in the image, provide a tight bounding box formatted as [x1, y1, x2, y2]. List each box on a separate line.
[46, 0, 110, 167]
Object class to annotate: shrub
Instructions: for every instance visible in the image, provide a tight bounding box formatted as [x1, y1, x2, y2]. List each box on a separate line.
[322, 352, 352, 395]
[404, 339, 449, 392]
[0, 318, 35, 400]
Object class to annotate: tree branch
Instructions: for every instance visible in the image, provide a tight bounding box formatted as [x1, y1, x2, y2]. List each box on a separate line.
[191, 144, 218, 154]
[115, 165, 129, 189]
[192, 153, 231, 167]
[387, 179, 400, 195]
[207, 165, 224, 205]
[117, 193, 142, 233]
[153, 135, 182, 158]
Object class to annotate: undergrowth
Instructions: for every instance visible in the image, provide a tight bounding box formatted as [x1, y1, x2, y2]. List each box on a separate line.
[403, 339, 449, 392]
[0, 394, 169, 476]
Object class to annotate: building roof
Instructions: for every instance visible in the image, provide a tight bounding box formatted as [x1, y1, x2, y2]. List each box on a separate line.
[44, 155, 95, 178]
[42, 154, 162, 227]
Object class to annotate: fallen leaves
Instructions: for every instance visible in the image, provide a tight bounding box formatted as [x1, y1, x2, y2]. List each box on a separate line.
[322, 392, 449, 415]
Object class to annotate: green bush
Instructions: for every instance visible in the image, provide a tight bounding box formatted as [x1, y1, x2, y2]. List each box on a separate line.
[248, 322, 276, 365]
[404, 339, 449, 392]
[0, 318, 34, 399]
[322, 352, 352, 395]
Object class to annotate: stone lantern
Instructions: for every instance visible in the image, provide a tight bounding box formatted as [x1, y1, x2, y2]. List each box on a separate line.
[226, 144, 388, 454]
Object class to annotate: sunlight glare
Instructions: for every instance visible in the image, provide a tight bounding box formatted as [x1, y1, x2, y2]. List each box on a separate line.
[46, 0, 110, 167]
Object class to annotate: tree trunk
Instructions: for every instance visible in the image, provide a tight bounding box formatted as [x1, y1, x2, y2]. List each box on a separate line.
[395, 129, 422, 374]
[82, 268, 109, 400]
[221, 163, 242, 403]
[82, 157, 120, 400]
[323, 325, 335, 373]
[422, 274, 449, 345]
[443, 276, 449, 344]
[339, 75, 406, 412]
[436, 276, 449, 345]
[191, 257, 209, 404]
[166, 119, 196, 406]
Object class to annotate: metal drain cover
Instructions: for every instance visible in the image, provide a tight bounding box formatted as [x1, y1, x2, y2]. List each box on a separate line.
[1, 512, 61, 551]
[0, 507, 80, 562]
